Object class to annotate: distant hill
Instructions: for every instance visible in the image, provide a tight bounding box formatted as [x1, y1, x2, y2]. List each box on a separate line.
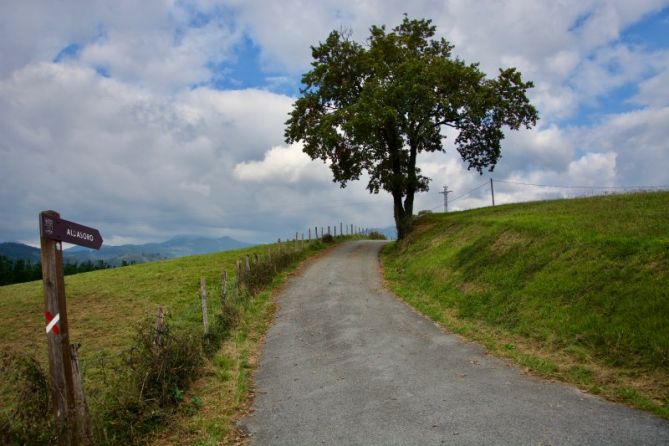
[0, 242, 41, 262]
[0, 235, 254, 267]
[370, 226, 397, 240]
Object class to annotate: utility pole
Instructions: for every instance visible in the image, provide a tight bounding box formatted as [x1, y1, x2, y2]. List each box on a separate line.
[439, 186, 452, 212]
[490, 178, 495, 206]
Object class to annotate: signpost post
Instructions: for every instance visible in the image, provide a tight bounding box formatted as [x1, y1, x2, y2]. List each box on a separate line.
[40, 210, 102, 445]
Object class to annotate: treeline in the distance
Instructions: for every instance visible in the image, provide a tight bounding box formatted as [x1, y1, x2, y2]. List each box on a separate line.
[0, 256, 126, 286]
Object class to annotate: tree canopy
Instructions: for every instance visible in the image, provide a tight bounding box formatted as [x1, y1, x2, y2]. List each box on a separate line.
[285, 16, 538, 239]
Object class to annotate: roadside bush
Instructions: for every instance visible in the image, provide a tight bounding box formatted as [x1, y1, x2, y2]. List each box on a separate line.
[367, 231, 387, 240]
[0, 351, 58, 446]
[94, 317, 203, 444]
[3, 240, 321, 445]
[322, 234, 335, 243]
[203, 299, 240, 356]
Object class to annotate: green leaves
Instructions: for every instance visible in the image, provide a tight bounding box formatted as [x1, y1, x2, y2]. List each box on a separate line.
[286, 16, 538, 239]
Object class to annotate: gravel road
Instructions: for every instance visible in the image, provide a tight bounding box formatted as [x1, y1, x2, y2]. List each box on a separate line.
[241, 240, 669, 445]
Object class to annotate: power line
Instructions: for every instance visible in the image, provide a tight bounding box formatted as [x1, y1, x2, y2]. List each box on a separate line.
[428, 180, 490, 211]
[438, 186, 452, 212]
[449, 180, 490, 204]
[494, 179, 669, 190]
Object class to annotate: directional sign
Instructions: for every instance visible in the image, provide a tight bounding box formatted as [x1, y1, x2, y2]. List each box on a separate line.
[40, 213, 103, 250]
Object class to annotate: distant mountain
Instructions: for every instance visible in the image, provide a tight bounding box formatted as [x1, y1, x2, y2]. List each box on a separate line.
[65, 235, 253, 266]
[1, 235, 254, 267]
[370, 226, 397, 240]
[0, 242, 41, 262]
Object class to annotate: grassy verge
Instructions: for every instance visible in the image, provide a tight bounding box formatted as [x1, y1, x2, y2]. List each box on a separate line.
[147, 270, 282, 445]
[148, 242, 344, 445]
[0, 237, 343, 444]
[381, 192, 669, 419]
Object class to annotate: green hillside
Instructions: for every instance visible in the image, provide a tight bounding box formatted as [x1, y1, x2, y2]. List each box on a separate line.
[0, 244, 268, 358]
[0, 238, 328, 444]
[382, 191, 669, 418]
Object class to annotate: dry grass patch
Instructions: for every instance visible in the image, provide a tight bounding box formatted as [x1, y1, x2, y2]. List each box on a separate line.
[490, 231, 528, 255]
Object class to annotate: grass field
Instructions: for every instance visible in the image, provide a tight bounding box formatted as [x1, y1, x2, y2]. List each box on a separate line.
[0, 238, 333, 444]
[382, 192, 669, 418]
[0, 243, 281, 360]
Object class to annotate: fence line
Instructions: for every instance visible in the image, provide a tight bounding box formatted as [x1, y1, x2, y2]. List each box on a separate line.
[430, 178, 669, 212]
[50, 222, 374, 445]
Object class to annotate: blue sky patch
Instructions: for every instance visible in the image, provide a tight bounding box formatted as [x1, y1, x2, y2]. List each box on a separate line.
[574, 83, 639, 126]
[206, 35, 301, 96]
[569, 11, 594, 33]
[619, 7, 669, 51]
[53, 43, 82, 63]
[95, 66, 110, 78]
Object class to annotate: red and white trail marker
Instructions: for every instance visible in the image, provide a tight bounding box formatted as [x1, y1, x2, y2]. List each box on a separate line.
[45, 311, 60, 335]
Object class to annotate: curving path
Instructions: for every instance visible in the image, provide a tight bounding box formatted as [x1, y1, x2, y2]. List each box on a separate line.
[241, 240, 669, 445]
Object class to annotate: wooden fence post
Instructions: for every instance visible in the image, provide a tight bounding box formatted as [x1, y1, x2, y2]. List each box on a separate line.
[39, 210, 76, 443]
[221, 270, 228, 306]
[308, 228, 311, 240]
[200, 277, 209, 335]
[155, 307, 165, 346]
[235, 260, 242, 296]
[340, 222, 343, 237]
[245, 256, 251, 291]
[70, 344, 93, 445]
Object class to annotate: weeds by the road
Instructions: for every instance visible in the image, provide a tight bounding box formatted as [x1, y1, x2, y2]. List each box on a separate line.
[382, 192, 669, 419]
[0, 237, 340, 444]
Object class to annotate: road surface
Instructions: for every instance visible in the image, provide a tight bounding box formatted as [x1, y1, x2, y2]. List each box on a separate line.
[241, 241, 669, 445]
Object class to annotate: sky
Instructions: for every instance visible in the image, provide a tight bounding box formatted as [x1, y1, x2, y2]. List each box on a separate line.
[1, 0, 668, 246]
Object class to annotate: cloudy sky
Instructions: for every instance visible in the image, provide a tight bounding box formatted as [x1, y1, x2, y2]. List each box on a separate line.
[1, 1, 668, 246]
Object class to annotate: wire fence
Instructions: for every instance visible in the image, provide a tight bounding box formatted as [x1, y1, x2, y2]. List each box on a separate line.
[429, 178, 669, 213]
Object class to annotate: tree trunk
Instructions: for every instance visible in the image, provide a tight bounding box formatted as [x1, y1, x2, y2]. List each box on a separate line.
[387, 124, 414, 240]
[393, 190, 413, 240]
[393, 139, 419, 240]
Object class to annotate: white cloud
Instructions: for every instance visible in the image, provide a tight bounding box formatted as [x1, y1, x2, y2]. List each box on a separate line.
[0, 1, 244, 93]
[0, 62, 301, 242]
[578, 106, 669, 186]
[234, 144, 330, 183]
[500, 125, 575, 173]
[1, 0, 669, 245]
[0, 60, 393, 244]
[632, 51, 669, 106]
[566, 152, 617, 186]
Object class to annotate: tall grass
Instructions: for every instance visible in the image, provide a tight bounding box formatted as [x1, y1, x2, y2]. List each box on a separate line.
[0, 238, 331, 444]
[382, 192, 669, 417]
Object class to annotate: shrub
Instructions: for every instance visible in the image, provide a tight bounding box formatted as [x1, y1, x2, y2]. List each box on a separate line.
[367, 231, 387, 240]
[94, 317, 203, 444]
[0, 351, 58, 445]
[322, 234, 335, 243]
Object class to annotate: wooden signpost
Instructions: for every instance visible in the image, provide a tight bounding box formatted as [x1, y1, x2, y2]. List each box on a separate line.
[40, 210, 102, 445]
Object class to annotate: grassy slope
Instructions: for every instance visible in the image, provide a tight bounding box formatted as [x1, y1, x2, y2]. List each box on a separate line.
[0, 240, 330, 443]
[0, 244, 275, 360]
[382, 192, 669, 418]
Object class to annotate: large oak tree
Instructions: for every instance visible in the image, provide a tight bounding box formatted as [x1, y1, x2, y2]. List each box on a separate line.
[285, 17, 538, 239]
